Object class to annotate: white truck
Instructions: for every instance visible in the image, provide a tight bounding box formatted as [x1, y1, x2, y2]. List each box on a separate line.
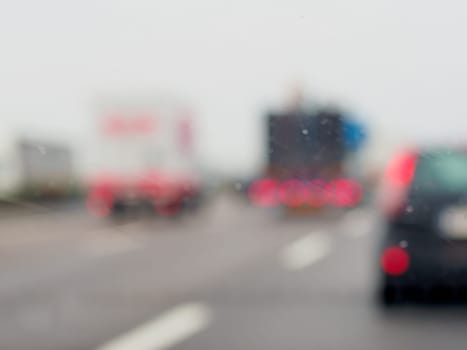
[86, 95, 202, 217]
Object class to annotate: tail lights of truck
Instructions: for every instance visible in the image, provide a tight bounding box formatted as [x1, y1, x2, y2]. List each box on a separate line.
[248, 178, 281, 207]
[279, 180, 307, 207]
[248, 178, 363, 208]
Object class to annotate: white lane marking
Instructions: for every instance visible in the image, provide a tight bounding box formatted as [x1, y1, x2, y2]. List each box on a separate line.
[82, 238, 140, 257]
[96, 303, 212, 350]
[281, 232, 332, 271]
[341, 208, 373, 239]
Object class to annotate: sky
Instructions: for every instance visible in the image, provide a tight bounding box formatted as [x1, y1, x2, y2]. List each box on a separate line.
[1, 0, 467, 176]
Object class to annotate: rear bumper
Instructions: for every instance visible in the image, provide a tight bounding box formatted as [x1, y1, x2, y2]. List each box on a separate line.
[381, 227, 467, 286]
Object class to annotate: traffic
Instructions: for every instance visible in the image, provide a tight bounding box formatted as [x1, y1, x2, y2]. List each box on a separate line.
[378, 149, 467, 304]
[2, 1, 467, 349]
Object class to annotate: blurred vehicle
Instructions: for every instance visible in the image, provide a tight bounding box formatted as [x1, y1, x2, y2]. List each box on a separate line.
[378, 148, 467, 304]
[248, 102, 366, 212]
[0, 136, 75, 200]
[86, 96, 202, 218]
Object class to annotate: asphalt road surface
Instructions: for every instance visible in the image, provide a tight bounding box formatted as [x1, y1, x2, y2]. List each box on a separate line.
[2, 194, 467, 350]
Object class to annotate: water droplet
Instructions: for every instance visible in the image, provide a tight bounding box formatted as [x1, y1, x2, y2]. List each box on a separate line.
[406, 205, 413, 213]
[302, 129, 309, 135]
[400, 240, 408, 248]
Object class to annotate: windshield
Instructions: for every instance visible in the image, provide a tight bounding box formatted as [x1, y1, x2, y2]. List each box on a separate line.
[3, 2, 467, 350]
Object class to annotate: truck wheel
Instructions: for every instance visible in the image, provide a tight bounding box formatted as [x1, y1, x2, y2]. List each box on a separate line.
[111, 200, 127, 218]
[183, 194, 203, 212]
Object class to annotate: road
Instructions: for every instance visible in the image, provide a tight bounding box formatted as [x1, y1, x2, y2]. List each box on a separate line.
[1, 194, 467, 350]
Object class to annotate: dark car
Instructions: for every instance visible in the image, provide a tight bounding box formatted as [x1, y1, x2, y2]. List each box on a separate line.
[377, 148, 467, 305]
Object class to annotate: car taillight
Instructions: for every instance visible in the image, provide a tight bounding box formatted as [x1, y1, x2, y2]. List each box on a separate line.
[325, 178, 363, 208]
[380, 150, 418, 217]
[386, 151, 417, 187]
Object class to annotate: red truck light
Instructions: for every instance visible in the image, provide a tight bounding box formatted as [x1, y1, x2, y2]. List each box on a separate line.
[325, 179, 363, 208]
[307, 180, 327, 207]
[279, 180, 307, 207]
[248, 178, 280, 207]
[86, 191, 113, 217]
[248, 178, 363, 208]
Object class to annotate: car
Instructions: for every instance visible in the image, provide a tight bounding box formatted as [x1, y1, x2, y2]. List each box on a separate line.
[377, 148, 467, 305]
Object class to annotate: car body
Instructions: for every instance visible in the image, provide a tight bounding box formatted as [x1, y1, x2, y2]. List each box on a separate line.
[377, 148, 467, 304]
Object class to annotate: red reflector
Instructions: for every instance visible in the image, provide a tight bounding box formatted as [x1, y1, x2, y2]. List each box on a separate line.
[381, 247, 410, 276]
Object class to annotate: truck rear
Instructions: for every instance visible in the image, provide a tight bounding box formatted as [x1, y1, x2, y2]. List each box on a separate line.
[86, 96, 202, 218]
[249, 107, 364, 211]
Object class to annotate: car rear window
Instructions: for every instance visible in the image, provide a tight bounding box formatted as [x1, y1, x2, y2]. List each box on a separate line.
[413, 151, 467, 193]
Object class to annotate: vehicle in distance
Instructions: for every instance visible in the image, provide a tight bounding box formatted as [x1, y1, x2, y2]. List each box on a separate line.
[248, 105, 365, 211]
[0, 135, 75, 200]
[86, 96, 202, 218]
[378, 148, 467, 304]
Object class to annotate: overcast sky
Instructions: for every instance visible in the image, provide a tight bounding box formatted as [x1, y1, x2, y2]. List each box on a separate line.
[1, 0, 467, 175]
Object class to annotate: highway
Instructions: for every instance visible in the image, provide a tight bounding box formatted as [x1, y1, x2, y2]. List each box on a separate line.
[1, 194, 467, 350]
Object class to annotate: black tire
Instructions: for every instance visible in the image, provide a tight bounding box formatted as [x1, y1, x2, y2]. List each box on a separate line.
[182, 194, 204, 212]
[110, 200, 127, 218]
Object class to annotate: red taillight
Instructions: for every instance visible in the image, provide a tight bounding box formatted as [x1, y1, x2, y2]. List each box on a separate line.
[380, 150, 418, 216]
[248, 178, 363, 208]
[248, 178, 280, 207]
[307, 179, 326, 207]
[279, 180, 307, 207]
[325, 179, 363, 208]
[385, 151, 417, 187]
[86, 190, 113, 217]
[381, 247, 410, 276]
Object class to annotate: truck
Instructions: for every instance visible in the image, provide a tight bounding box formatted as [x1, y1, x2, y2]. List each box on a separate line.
[0, 134, 75, 201]
[85, 96, 202, 218]
[248, 104, 366, 210]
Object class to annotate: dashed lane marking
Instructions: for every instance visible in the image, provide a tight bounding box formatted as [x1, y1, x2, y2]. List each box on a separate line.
[281, 231, 332, 271]
[341, 208, 374, 239]
[96, 302, 212, 350]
